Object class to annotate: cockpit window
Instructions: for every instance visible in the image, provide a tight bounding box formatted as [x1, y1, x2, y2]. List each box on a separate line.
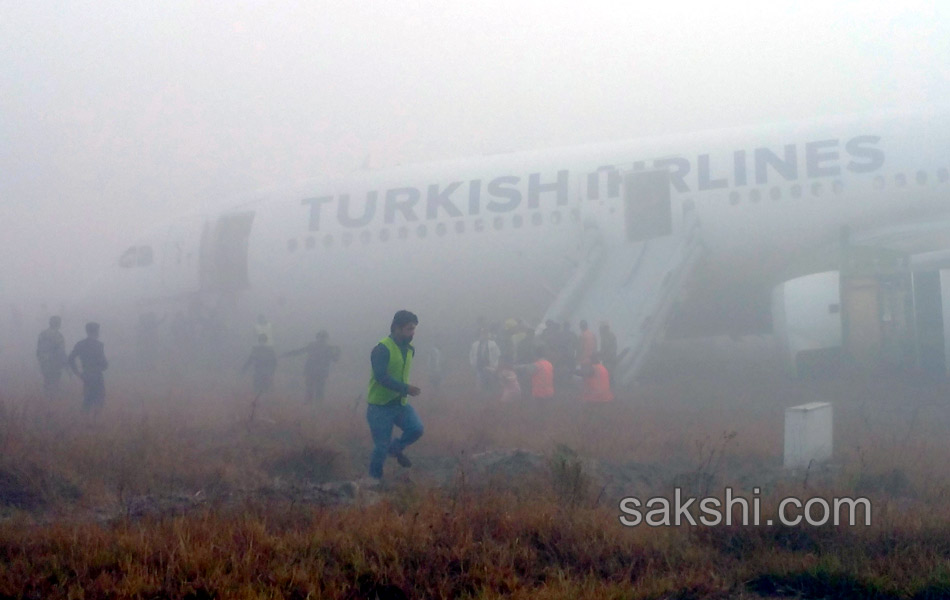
[119, 246, 153, 268]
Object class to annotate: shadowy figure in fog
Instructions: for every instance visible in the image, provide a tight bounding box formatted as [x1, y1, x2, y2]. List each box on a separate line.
[599, 321, 618, 385]
[68, 322, 108, 412]
[36, 316, 67, 399]
[469, 328, 500, 397]
[254, 314, 274, 347]
[282, 330, 340, 403]
[242, 333, 278, 397]
[577, 319, 597, 367]
[550, 322, 577, 396]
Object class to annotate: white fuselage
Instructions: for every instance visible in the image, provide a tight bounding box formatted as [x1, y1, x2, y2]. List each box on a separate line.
[99, 107, 950, 355]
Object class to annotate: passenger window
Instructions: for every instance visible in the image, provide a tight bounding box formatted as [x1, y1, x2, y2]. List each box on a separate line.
[119, 246, 153, 268]
[119, 247, 137, 268]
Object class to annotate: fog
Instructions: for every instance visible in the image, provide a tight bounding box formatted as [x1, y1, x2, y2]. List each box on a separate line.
[2, 2, 950, 370]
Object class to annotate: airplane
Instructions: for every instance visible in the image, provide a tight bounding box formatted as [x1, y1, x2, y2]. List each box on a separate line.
[86, 106, 950, 385]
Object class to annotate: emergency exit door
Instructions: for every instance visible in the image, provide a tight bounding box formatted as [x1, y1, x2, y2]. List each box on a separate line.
[623, 170, 673, 242]
[841, 277, 882, 368]
[200, 212, 255, 293]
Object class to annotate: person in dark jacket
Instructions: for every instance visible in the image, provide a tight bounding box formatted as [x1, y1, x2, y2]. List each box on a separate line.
[242, 333, 278, 397]
[37, 316, 67, 398]
[282, 330, 340, 403]
[68, 322, 108, 411]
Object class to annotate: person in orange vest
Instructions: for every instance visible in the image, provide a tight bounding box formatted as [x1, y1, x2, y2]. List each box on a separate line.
[577, 320, 597, 366]
[578, 352, 614, 403]
[515, 345, 554, 400]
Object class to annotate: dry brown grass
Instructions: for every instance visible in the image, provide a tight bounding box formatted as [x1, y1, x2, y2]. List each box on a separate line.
[1, 358, 950, 598]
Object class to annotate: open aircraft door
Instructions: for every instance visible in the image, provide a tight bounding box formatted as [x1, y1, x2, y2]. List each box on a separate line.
[200, 211, 255, 294]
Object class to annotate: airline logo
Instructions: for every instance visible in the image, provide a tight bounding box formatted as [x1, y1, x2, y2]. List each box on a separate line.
[301, 135, 884, 232]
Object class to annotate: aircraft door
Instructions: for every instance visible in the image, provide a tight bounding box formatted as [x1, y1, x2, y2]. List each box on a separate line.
[200, 212, 255, 294]
[913, 270, 946, 374]
[840, 270, 916, 372]
[623, 170, 674, 242]
[841, 277, 883, 368]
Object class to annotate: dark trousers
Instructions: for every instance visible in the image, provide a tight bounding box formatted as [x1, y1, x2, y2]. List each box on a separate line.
[305, 373, 328, 403]
[82, 371, 105, 410]
[366, 401, 423, 479]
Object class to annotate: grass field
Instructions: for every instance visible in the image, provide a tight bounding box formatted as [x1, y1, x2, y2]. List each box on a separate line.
[1, 343, 950, 599]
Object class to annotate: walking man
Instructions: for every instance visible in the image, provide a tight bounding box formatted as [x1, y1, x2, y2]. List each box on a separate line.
[367, 310, 423, 480]
[242, 333, 278, 397]
[68, 322, 108, 412]
[469, 328, 500, 397]
[36, 316, 67, 399]
[282, 330, 340, 403]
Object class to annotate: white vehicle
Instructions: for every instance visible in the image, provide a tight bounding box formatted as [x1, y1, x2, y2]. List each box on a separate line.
[94, 106, 950, 383]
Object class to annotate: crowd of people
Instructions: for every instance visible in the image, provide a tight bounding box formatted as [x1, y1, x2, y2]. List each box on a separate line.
[467, 317, 617, 404]
[31, 308, 620, 482]
[32, 311, 343, 413]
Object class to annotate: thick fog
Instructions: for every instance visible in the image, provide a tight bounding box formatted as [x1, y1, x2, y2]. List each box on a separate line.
[2, 2, 950, 371]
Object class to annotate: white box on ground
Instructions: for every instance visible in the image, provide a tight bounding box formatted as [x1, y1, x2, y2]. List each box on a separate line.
[784, 402, 833, 469]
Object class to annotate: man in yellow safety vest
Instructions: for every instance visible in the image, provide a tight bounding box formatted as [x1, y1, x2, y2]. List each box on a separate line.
[366, 310, 423, 480]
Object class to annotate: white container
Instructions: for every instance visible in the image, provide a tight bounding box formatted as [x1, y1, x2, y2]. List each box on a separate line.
[784, 402, 833, 469]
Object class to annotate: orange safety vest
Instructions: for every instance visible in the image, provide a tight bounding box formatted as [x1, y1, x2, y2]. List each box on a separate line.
[531, 359, 554, 398]
[582, 364, 614, 402]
